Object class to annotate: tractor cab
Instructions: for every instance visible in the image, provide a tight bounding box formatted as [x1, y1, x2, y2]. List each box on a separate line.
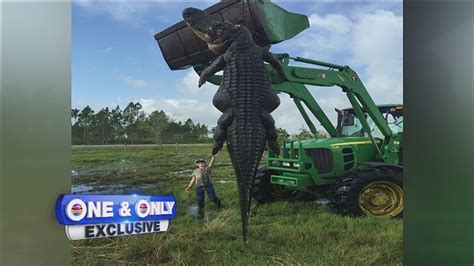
[337, 104, 404, 139]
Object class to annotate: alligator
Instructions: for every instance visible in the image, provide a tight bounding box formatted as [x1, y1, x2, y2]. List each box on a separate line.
[182, 7, 287, 241]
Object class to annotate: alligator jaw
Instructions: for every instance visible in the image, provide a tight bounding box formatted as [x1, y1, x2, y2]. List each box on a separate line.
[182, 7, 221, 43]
[182, 7, 233, 54]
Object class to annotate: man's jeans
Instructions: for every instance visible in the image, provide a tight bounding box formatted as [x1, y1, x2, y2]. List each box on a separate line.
[196, 184, 222, 218]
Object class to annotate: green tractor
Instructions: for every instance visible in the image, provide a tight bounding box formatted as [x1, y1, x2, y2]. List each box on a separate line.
[155, 0, 403, 218]
[249, 54, 404, 218]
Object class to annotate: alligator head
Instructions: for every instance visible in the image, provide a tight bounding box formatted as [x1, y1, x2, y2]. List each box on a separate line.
[182, 7, 252, 54]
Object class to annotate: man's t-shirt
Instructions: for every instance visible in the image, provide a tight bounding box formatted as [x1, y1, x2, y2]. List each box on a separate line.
[193, 166, 212, 187]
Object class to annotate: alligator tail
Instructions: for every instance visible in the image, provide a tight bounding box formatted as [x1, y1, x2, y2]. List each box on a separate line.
[227, 118, 266, 242]
[238, 183, 251, 242]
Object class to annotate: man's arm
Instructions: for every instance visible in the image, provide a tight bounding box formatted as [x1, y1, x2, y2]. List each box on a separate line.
[208, 154, 217, 168]
[186, 176, 196, 191]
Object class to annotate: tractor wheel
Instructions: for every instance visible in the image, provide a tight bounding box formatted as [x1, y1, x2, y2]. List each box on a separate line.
[252, 168, 306, 203]
[252, 168, 274, 203]
[330, 167, 403, 218]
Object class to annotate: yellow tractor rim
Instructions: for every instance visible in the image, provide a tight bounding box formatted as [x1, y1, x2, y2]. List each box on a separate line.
[358, 181, 403, 217]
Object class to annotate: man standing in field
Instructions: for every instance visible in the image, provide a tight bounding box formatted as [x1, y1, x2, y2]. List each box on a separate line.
[186, 155, 222, 220]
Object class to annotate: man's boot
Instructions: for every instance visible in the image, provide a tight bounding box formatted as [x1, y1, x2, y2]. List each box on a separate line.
[198, 200, 205, 220]
[213, 198, 222, 210]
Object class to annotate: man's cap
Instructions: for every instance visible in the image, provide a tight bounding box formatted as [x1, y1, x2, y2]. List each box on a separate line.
[195, 159, 206, 163]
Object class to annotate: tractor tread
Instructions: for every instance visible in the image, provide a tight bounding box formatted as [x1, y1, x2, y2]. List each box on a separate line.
[252, 168, 275, 203]
[330, 167, 403, 218]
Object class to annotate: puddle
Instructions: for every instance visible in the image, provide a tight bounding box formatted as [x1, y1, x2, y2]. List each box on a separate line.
[314, 198, 330, 206]
[169, 169, 193, 178]
[72, 183, 163, 195]
[72, 184, 95, 193]
[172, 169, 193, 174]
[187, 205, 200, 217]
[71, 169, 95, 179]
[72, 159, 146, 179]
[71, 159, 164, 195]
[215, 180, 236, 184]
[71, 168, 111, 179]
[71, 170, 80, 178]
[186, 204, 218, 221]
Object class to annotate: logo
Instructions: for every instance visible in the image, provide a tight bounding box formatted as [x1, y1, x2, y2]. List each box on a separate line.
[351, 74, 358, 82]
[71, 204, 83, 216]
[135, 199, 150, 218]
[66, 199, 87, 221]
[56, 195, 176, 240]
[139, 204, 148, 213]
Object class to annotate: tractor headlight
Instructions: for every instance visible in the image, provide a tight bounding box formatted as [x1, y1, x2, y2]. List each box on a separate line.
[282, 162, 291, 167]
[293, 163, 300, 168]
[271, 161, 281, 167]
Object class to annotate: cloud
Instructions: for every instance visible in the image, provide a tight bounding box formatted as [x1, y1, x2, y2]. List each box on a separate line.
[275, 8, 403, 129]
[179, 69, 219, 99]
[272, 94, 307, 134]
[139, 97, 221, 127]
[309, 13, 352, 34]
[137, 72, 306, 134]
[137, 94, 306, 135]
[280, 12, 352, 62]
[120, 75, 147, 88]
[173, 70, 309, 133]
[271, 87, 352, 135]
[119, 70, 220, 132]
[350, 10, 403, 102]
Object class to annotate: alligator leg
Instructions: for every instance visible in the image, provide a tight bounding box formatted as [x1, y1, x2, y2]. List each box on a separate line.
[261, 89, 281, 113]
[212, 109, 234, 155]
[262, 49, 287, 81]
[198, 55, 225, 87]
[260, 111, 280, 155]
[212, 86, 230, 113]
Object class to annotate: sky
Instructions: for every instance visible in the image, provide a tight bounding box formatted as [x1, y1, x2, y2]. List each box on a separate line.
[72, 0, 403, 134]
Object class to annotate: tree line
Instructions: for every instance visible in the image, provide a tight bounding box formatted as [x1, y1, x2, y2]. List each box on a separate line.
[71, 102, 327, 145]
[72, 102, 211, 145]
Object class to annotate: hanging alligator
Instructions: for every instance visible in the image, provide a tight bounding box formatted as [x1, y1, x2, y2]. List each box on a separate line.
[182, 7, 287, 241]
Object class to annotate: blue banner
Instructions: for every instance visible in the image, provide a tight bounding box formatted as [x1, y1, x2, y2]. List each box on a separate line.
[56, 194, 177, 225]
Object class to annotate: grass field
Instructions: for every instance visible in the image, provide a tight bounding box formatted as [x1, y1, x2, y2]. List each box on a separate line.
[71, 144, 403, 265]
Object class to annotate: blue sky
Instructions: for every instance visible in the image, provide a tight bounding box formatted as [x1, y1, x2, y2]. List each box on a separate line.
[73, 1, 403, 134]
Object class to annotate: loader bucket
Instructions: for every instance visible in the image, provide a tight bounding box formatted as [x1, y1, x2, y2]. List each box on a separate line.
[154, 0, 309, 70]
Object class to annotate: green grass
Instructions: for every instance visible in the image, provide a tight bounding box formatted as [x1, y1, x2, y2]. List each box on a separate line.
[71, 145, 402, 265]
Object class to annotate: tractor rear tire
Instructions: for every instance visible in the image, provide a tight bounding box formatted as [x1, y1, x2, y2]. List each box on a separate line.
[252, 168, 307, 203]
[330, 167, 403, 218]
[252, 168, 275, 203]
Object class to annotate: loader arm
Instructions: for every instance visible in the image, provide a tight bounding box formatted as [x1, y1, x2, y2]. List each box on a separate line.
[193, 53, 394, 157]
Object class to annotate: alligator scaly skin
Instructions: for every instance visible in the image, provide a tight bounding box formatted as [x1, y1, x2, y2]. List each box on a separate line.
[181, 7, 285, 241]
[201, 26, 283, 242]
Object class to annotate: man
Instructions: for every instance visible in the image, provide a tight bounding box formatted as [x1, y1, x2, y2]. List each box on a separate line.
[185, 155, 222, 220]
